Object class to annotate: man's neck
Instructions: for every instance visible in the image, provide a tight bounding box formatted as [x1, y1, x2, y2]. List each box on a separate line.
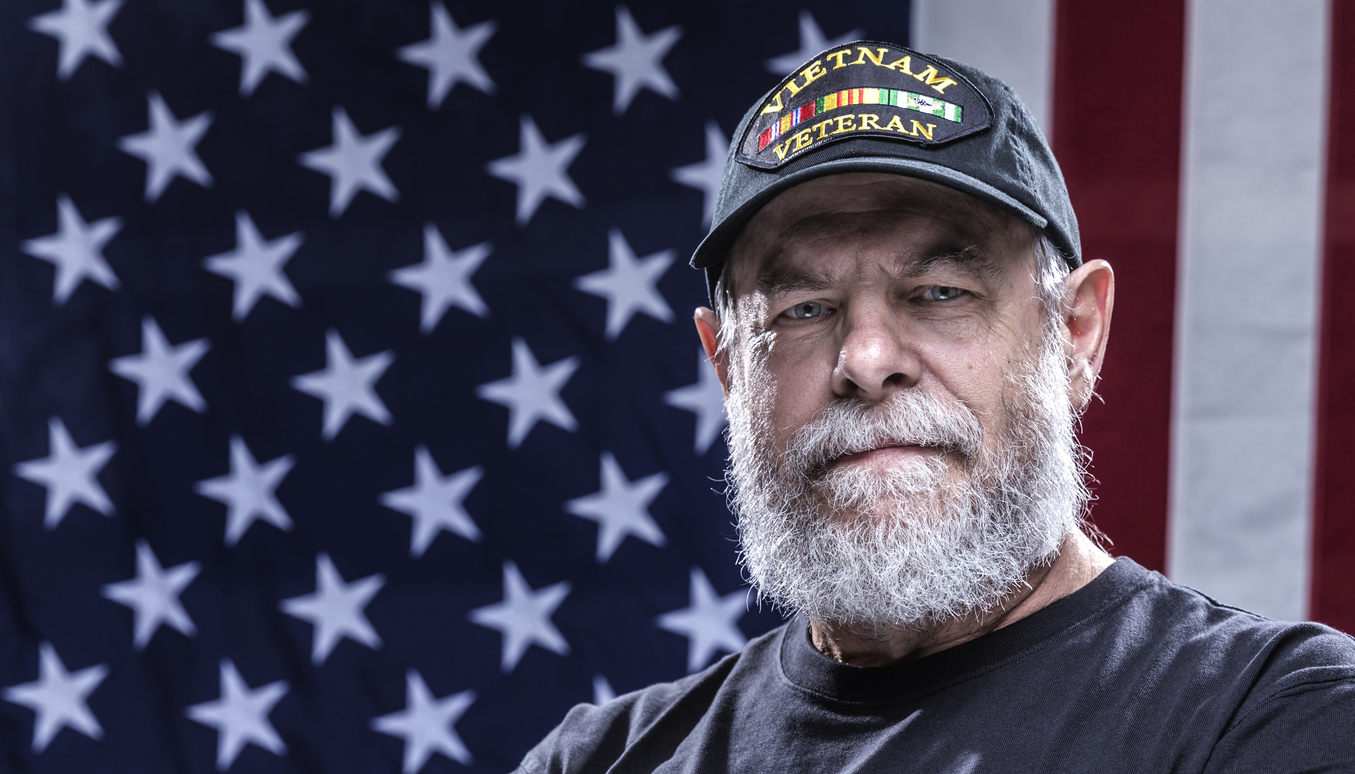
[808, 531, 1114, 667]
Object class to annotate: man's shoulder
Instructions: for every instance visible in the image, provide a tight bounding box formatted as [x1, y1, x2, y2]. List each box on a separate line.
[1128, 571, 1355, 772]
[514, 623, 788, 774]
[1110, 559, 1355, 695]
[1124, 560, 1355, 650]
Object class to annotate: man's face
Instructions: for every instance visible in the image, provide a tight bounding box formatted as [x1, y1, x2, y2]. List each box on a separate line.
[717, 173, 1086, 630]
[726, 173, 1048, 482]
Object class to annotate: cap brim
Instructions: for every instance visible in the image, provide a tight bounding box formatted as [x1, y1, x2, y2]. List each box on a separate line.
[690, 155, 1050, 273]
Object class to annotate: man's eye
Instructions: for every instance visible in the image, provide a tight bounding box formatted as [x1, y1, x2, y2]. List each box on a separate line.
[922, 286, 965, 301]
[786, 301, 829, 319]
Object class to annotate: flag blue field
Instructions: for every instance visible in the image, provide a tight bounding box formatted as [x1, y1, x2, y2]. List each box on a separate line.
[0, 1, 910, 771]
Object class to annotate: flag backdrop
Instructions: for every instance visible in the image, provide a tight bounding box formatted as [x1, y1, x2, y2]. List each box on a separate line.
[0, 0, 1351, 771]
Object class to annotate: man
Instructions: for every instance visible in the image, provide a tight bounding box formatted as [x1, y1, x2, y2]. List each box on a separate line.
[518, 41, 1355, 772]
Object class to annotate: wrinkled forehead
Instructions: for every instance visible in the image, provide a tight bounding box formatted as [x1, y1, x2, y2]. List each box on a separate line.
[726, 173, 1033, 289]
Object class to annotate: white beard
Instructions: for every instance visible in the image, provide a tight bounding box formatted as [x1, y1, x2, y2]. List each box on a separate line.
[725, 324, 1088, 632]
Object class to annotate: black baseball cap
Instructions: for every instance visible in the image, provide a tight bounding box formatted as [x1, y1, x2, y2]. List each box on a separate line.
[690, 41, 1080, 301]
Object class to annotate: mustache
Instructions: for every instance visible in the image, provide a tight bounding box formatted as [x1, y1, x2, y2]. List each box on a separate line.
[783, 391, 985, 481]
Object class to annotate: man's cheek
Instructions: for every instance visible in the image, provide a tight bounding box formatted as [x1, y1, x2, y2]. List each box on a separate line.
[929, 343, 1008, 399]
[765, 368, 824, 434]
[769, 339, 835, 390]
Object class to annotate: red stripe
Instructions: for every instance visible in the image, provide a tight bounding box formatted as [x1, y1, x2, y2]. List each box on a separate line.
[1052, 0, 1186, 572]
[1310, 2, 1355, 629]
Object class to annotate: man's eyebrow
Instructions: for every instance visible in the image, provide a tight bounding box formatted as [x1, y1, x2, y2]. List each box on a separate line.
[898, 245, 1002, 281]
[753, 245, 1005, 294]
[755, 266, 835, 295]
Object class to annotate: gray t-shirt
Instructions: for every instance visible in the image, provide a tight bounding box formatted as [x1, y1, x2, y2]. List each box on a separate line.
[517, 558, 1355, 773]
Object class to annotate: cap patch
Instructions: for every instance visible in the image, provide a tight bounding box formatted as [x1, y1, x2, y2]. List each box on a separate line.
[737, 43, 994, 170]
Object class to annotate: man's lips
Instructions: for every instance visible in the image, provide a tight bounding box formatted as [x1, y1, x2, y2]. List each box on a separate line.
[832, 443, 940, 467]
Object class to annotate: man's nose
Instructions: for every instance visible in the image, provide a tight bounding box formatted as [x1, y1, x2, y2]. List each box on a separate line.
[831, 301, 921, 400]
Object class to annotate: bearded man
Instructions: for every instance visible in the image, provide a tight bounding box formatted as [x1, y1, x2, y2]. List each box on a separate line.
[517, 42, 1355, 773]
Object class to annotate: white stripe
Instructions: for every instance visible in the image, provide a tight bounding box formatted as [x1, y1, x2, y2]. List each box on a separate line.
[910, 0, 1055, 138]
[1170, 0, 1329, 619]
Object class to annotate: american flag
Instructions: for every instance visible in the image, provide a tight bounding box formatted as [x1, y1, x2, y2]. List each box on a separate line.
[1, 0, 1353, 772]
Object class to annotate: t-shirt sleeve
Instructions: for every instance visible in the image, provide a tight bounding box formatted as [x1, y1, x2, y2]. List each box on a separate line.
[514, 700, 636, 774]
[514, 676, 704, 774]
[1204, 665, 1355, 773]
[513, 652, 745, 773]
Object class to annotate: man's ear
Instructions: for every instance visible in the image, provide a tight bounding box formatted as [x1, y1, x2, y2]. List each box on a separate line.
[694, 307, 731, 398]
[1063, 259, 1114, 413]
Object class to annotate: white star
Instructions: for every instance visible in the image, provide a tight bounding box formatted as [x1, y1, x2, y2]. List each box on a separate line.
[389, 224, 489, 332]
[656, 568, 748, 672]
[118, 92, 214, 203]
[186, 660, 287, 771]
[469, 561, 570, 672]
[371, 669, 476, 769]
[476, 337, 579, 449]
[3, 643, 108, 752]
[299, 107, 401, 218]
[371, 671, 475, 772]
[280, 553, 385, 665]
[664, 349, 728, 454]
[109, 316, 211, 426]
[13, 417, 116, 529]
[670, 121, 729, 228]
[194, 435, 295, 546]
[565, 451, 667, 563]
[486, 115, 586, 225]
[204, 211, 303, 321]
[290, 330, 394, 440]
[592, 675, 615, 705]
[210, 0, 309, 96]
[764, 10, 862, 75]
[22, 194, 121, 305]
[581, 6, 681, 114]
[574, 228, 674, 340]
[397, 2, 495, 108]
[101, 539, 200, 650]
[380, 446, 483, 557]
[28, 0, 123, 80]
